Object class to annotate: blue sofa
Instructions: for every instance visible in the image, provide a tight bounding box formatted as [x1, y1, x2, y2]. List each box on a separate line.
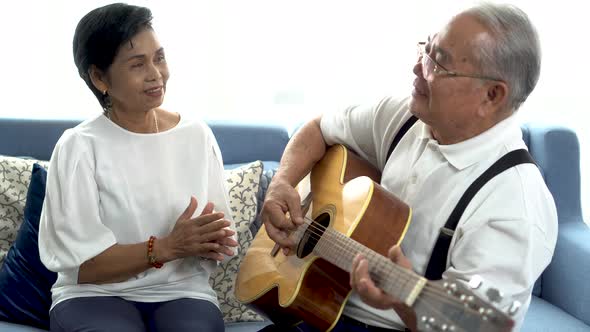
[0, 118, 588, 332]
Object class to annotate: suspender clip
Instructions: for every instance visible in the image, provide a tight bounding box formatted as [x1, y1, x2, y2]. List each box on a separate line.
[440, 227, 455, 237]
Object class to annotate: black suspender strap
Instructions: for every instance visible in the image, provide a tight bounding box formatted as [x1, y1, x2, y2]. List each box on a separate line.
[386, 115, 418, 161]
[383, 116, 536, 280]
[424, 149, 537, 280]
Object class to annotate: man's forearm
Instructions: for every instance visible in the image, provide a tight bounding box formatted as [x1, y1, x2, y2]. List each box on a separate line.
[275, 117, 328, 186]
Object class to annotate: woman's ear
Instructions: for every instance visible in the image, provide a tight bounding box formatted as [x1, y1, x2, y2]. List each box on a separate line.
[88, 65, 109, 94]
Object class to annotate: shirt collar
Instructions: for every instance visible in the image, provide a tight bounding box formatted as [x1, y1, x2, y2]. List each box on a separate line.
[418, 114, 522, 170]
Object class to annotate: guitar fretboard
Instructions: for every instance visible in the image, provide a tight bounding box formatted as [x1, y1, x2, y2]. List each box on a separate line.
[311, 224, 426, 306]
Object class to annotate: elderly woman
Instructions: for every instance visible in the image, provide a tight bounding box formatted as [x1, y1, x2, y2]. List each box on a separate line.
[38, 3, 237, 331]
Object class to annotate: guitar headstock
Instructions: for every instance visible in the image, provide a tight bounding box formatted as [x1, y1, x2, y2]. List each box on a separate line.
[412, 276, 516, 332]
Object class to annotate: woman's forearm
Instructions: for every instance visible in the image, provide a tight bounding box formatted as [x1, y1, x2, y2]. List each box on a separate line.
[78, 238, 171, 284]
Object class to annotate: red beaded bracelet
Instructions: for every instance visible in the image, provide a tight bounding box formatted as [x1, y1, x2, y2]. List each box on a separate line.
[147, 236, 164, 269]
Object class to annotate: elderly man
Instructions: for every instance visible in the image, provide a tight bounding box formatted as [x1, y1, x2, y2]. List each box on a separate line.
[261, 3, 557, 332]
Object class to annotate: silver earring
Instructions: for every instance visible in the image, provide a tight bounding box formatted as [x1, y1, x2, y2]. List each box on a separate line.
[103, 92, 113, 113]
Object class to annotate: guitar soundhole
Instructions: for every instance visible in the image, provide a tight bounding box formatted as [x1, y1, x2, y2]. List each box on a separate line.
[296, 212, 331, 259]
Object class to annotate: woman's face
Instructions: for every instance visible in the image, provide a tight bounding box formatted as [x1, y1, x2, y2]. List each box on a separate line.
[103, 28, 169, 114]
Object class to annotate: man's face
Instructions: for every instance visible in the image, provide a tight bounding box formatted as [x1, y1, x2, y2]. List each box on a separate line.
[409, 14, 495, 143]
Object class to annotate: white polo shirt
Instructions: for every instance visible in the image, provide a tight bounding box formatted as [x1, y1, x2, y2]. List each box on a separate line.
[320, 96, 557, 330]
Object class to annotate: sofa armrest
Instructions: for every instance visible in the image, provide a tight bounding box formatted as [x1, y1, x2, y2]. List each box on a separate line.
[523, 124, 589, 323]
[541, 220, 590, 325]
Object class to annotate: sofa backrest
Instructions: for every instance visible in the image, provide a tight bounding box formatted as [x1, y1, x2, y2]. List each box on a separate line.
[0, 118, 582, 223]
[521, 123, 583, 223]
[0, 118, 289, 169]
[0, 119, 76, 161]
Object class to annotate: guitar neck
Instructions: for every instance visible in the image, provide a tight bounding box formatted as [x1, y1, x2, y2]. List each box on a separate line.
[312, 226, 427, 307]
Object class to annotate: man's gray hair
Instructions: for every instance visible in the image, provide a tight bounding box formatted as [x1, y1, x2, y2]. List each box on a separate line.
[464, 3, 541, 111]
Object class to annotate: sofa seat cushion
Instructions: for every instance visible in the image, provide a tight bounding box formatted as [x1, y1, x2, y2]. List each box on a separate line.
[0, 321, 47, 332]
[521, 296, 589, 332]
[225, 320, 272, 332]
[0, 319, 276, 332]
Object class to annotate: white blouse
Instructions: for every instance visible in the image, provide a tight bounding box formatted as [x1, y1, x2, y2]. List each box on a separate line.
[39, 114, 234, 310]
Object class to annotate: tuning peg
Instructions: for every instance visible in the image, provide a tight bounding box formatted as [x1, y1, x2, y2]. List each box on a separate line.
[468, 275, 483, 289]
[508, 300, 522, 316]
[485, 288, 503, 303]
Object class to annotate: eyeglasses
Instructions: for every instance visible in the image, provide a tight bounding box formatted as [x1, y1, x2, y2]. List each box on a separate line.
[417, 42, 503, 82]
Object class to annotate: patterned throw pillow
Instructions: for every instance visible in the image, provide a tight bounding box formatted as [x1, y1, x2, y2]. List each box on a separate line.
[209, 160, 266, 323]
[253, 168, 277, 236]
[0, 164, 56, 329]
[0, 156, 48, 266]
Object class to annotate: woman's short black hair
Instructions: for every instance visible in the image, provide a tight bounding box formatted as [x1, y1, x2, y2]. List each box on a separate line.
[73, 3, 153, 110]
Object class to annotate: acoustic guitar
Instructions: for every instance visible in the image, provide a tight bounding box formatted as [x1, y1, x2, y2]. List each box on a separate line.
[235, 144, 516, 332]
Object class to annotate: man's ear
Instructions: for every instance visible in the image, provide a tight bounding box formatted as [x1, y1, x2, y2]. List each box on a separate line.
[88, 65, 109, 94]
[479, 81, 509, 116]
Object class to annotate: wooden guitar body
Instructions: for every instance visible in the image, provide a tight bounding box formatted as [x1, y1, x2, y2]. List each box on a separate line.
[235, 145, 412, 331]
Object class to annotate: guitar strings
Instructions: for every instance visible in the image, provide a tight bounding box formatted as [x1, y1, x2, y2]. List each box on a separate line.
[295, 217, 492, 314]
[276, 215, 506, 330]
[285, 215, 497, 314]
[297, 218, 462, 305]
[410, 299, 470, 332]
